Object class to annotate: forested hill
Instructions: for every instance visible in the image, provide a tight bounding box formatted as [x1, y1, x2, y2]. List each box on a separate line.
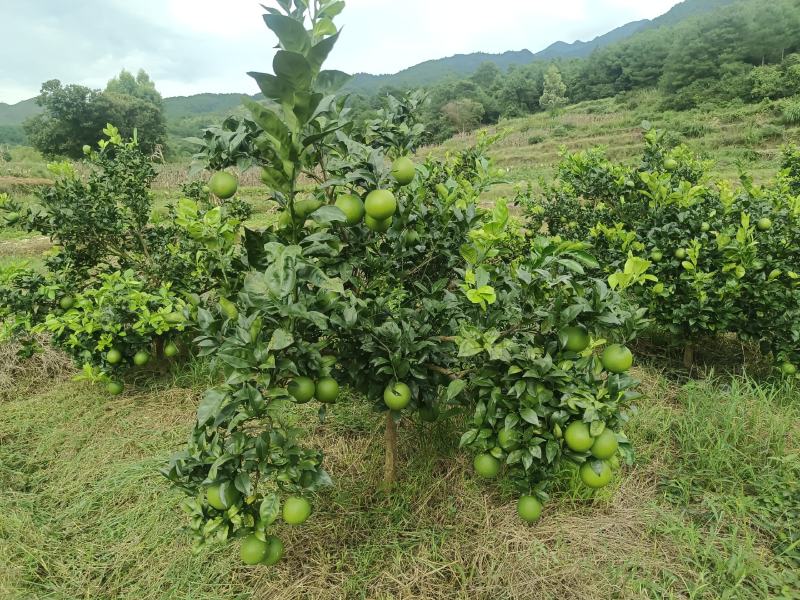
[0, 0, 736, 130]
[343, 0, 738, 94]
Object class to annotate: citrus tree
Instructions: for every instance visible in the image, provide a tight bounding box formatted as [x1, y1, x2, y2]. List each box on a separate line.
[163, 0, 647, 566]
[526, 126, 800, 372]
[0, 125, 246, 391]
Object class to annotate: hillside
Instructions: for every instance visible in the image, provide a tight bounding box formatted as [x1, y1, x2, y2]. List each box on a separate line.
[345, 0, 739, 94]
[0, 0, 740, 145]
[0, 97, 40, 126]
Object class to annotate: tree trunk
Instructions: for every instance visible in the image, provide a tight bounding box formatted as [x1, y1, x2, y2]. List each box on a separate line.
[382, 411, 398, 488]
[683, 342, 695, 370]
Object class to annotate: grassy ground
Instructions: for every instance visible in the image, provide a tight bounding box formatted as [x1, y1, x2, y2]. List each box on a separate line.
[1, 346, 798, 599]
[1, 94, 800, 598]
[427, 92, 800, 203]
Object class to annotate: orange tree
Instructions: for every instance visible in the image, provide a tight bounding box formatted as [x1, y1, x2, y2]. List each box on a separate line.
[162, 0, 647, 566]
[526, 126, 800, 372]
[0, 125, 247, 391]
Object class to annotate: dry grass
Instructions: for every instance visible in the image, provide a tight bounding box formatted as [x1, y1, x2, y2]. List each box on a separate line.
[0, 235, 51, 259]
[1, 362, 797, 599]
[0, 336, 74, 401]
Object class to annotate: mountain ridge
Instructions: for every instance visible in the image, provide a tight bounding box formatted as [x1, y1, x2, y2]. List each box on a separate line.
[0, 0, 739, 138]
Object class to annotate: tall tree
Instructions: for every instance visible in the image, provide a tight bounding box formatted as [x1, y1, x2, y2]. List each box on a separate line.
[441, 99, 485, 133]
[539, 65, 568, 113]
[23, 70, 167, 158]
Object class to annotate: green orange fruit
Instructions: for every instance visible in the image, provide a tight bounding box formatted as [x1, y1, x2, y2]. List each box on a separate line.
[133, 351, 150, 367]
[564, 421, 593, 453]
[164, 342, 179, 358]
[261, 535, 284, 566]
[590, 428, 619, 459]
[294, 198, 323, 219]
[601, 344, 633, 373]
[240, 534, 268, 565]
[209, 171, 238, 199]
[383, 382, 411, 410]
[517, 495, 543, 523]
[497, 428, 520, 451]
[391, 157, 415, 185]
[288, 377, 316, 404]
[106, 348, 123, 365]
[106, 381, 124, 395]
[365, 190, 397, 220]
[579, 459, 612, 489]
[334, 194, 365, 225]
[282, 496, 312, 525]
[59, 296, 75, 310]
[473, 453, 501, 478]
[315, 377, 339, 404]
[207, 481, 241, 511]
[562, 326, 590, 352]
[365, 214, 392, 232]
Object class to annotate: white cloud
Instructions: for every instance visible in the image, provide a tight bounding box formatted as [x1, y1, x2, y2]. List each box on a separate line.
[0, 0, 683, 103]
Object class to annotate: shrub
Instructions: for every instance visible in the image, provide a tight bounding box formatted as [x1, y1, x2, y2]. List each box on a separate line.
[161, 1, 645, 562]
[781, 100, 800, 125]
[0, 125, 243, 380]
[525, 128, 800, 369]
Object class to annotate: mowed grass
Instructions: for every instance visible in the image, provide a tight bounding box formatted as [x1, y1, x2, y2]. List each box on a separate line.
[1, 352, 797, 599]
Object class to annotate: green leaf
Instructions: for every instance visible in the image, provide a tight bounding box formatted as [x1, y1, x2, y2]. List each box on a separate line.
[308, 32, 341, 72]
[460, 244, 478, 265]
[273, 51, 313, 90]
[247, 71, 293, 103]
[269, 329, 294, 350]
[458, 338, 483, 358]
[197, 388, 226, 425]
[243, 99, 290, 148]
[570, 251, 600, 269]
[314, 70, 351, 94]
[557, 258, 585, 274]
[519, 408, 540, 425]
[263, 14, 310, 53]
[234, 472, 252, 496]
[309, 205, 348, 224]
[259, 493, 280, 526]
[459, 429, 479, 447]
[446, 379, 466, 400]
[589, 421, 605, 436]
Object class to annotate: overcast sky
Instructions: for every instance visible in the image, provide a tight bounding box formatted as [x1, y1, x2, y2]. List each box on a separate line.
[0, 0, 682, 104]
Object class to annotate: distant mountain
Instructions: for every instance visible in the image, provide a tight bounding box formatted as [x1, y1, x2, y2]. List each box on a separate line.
[344, 50, 535, 94]
[163, 93, 253, 121]
[0, 0, 739, 145]
[532, 20, 650, 61]
[344, 0, 738, 94]
[0, 97, 40, 126]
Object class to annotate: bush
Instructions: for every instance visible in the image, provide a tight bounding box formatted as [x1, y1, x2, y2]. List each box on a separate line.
[781, 100, 800, 125]
[677, 120, 712, 138]
[0, 125, 243, 381]
[528, 134, 546, 145]
[161, 2, 645, 562]
[525, 128, 800, 369]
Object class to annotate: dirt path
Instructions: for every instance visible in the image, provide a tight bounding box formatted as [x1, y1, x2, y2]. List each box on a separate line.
[0, 235, 51, 258]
